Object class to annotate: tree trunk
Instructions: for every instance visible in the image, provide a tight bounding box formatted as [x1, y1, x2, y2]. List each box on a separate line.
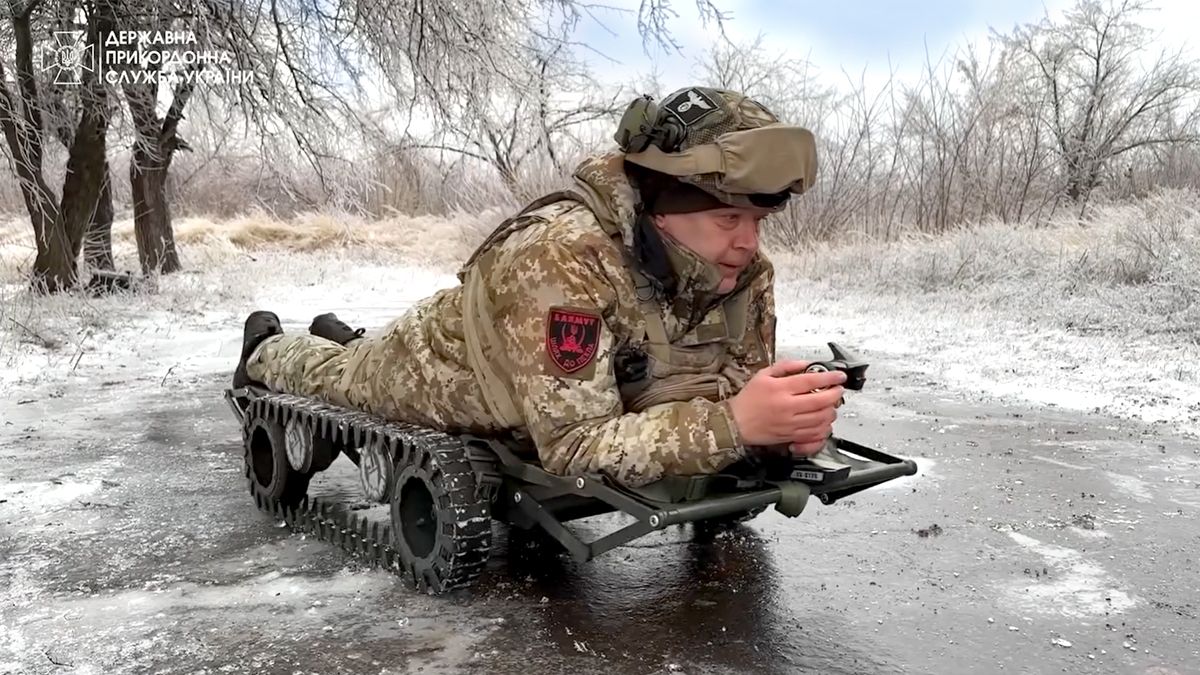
[83, 164, 115, 271]
[130, 147, 180, 275]
[1065, 156, 1103, 205]
[1, 0, 116, 292]
[125, 71, 193, 276]
[1, 132, 69, 289]
[30, 217, 77, 292]
[60, 95, 111, 256]
[0, 8, 70, 292]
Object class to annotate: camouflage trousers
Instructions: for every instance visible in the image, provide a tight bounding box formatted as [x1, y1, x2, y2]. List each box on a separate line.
[244, 314, 498, 434]
[246, 333, 366, 411]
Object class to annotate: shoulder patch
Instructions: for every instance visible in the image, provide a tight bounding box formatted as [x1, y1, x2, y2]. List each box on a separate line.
[545, 306, 602, 379]
[662, 88, 721, 127]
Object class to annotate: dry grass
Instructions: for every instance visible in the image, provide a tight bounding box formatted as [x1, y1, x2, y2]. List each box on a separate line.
[768, 188, 1200, 343]
[159, 207, 504, 265]
[0, 205, 503, 273]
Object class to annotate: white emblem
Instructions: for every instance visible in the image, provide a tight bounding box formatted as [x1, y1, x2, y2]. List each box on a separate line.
[676, 90, 713, 113]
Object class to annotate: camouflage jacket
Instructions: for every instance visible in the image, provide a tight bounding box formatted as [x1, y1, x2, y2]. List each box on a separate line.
[431, 152, 777, 487]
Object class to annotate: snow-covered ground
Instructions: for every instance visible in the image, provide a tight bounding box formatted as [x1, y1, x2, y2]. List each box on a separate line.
[777, 280, 1200, 438]
[2, 192, 1197, 440]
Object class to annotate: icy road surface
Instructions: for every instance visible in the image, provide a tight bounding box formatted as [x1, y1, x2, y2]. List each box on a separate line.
[2, 260, 1198, 674]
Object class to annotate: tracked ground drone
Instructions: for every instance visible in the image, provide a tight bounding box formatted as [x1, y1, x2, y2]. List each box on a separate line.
[223, 342, 917, 594]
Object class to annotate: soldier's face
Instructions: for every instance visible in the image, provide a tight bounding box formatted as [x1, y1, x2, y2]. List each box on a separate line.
[654, 206, 770, 293]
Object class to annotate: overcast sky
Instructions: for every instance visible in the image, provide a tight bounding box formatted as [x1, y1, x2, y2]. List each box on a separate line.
[570, 0, 1198, 94]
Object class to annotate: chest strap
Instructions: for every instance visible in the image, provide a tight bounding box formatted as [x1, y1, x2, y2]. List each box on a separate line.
[460, 253, 524, 429]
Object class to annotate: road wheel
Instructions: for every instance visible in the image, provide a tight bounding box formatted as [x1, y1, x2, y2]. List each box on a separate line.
[284, 417, 339, 474]
[244, 414, 310, 509]
[389, 432, 492, 593]
[358, 435, 394, 503]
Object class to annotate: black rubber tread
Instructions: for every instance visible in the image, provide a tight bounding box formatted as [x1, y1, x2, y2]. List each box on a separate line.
[238, 392, 499, 593]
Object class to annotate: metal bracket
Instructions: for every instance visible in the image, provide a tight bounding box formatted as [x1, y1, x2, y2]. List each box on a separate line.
[509, 487, 657, 563]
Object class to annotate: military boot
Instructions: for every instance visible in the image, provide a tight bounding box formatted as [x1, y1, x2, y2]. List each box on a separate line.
[232, 310, 283, 389]
[309, 312, 365, 346]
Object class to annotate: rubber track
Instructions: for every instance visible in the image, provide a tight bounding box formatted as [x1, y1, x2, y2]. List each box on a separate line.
[241, 392, 502, 592]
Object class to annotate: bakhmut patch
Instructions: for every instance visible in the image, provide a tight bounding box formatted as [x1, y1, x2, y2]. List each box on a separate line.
[546, 307, 601, 375]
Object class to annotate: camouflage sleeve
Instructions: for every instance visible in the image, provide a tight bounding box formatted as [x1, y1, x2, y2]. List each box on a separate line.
[490, 239, 748, 488]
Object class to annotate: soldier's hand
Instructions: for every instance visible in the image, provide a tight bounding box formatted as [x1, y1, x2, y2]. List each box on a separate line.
[727, 359, 846, 449]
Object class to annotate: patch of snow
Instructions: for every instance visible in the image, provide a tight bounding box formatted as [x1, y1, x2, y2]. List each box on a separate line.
[775, 285, 1200, 439]
[1068, 526, 1111, 540]
[1104, 472, 1154, 503]
[0, 456, 123, 517]
[252, 264, 460, 333]
[1051, 637, 1073, 648]
[1003, 531, 1137, 618]
[0, 565, 399, 673]
[1027, 454, 1091, 471]
[0, 478, 100, 512]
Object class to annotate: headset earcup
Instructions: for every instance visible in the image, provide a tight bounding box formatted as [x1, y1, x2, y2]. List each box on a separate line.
[615, 96, 659, 152]
[656, 115, 686, 152]
[640, 100, 662, 151]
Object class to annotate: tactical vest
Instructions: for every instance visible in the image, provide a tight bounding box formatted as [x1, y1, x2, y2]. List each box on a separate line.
[457, 191, 764, 430]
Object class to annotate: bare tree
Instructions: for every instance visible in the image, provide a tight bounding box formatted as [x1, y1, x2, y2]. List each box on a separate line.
[0, 0, 117, 291]
[202, 0, 727, 190]
[403, 35, 623, 200]
[699, 34, 834, 126]
[107, 2, 202, 275]
[37, 2, 118, 271]
[1003, 0, 1200, 210]
[683, 1, 1199, 245]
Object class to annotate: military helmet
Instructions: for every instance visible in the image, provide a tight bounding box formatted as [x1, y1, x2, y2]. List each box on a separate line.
[613, 86, 818, 211]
